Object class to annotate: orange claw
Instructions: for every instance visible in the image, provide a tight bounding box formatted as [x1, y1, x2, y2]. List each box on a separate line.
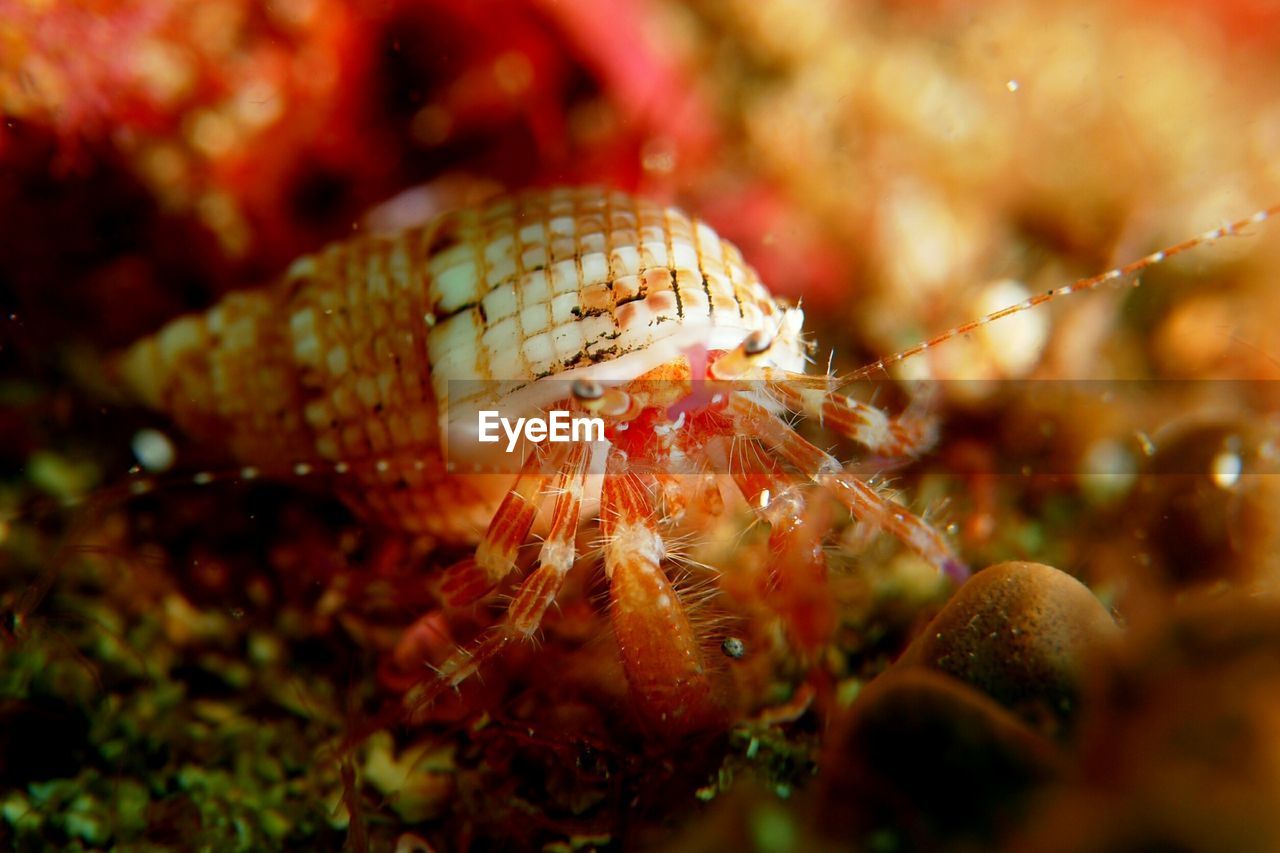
[600, 450, 721, 733]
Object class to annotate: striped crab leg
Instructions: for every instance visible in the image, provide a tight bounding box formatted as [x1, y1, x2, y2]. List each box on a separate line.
[760, 368, 938, 459]
[712, 332, 937, 459]
[710, 437, 836, 655]
[434, 442, 592, 688]
[439, 447, 554, 606]
[600, 447, 720, 732]
[728, 394, 968, 583]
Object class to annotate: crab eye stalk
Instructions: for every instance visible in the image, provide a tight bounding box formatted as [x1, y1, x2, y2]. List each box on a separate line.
[597, 388, 638, 419]
[711, 329, 777, 380]
[574, 379, 636, 419]
[572, 378, 605, 402]
[743, 330, 774, 356]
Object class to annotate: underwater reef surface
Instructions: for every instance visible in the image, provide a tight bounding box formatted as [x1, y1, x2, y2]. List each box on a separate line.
[4, 0, 1280, 849]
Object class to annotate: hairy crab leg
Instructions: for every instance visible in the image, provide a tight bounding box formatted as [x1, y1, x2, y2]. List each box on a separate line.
[710, 437, 836, 654]
[709, 331, 937, 459]
[650, 469, 697, 525]
[439, 446, 555, 606]
[760, 369, 937, 458]
[728, 395, 968, 583]
[434, 443, 592, 688]
[600, 448, 720, 732]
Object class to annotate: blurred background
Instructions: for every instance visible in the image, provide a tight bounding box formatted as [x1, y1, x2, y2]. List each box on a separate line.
[3, 0, 1280, 849]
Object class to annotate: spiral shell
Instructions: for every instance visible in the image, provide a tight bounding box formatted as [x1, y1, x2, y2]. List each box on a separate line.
[116, 187, 804, 540]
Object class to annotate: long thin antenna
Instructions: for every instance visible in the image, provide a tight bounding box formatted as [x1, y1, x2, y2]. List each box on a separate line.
[848, 205, 1280, 380]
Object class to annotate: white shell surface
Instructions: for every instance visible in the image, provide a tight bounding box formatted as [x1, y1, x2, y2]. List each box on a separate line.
[424, 188, 806, 419]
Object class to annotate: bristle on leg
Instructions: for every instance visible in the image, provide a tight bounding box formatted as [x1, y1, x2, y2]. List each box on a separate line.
[729, 395, 968, 582]
[600, 450, 721, 732]
[762, 369, 938, 458]
[404, 444, 591, 722]
[434, 444, 591, 688]
[716, 440, 836, 654]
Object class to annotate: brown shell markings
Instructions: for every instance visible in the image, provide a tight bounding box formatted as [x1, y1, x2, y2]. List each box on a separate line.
[114, 187, 801, 543]
[111, 186, 1280, 731]
[112, 186, 964, 731]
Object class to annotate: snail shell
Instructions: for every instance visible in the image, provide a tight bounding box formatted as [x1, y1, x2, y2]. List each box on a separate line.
[116, 187, 805, 540]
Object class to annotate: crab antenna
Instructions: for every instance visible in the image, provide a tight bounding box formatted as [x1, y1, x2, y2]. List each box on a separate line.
[848, 204, 1280, 381]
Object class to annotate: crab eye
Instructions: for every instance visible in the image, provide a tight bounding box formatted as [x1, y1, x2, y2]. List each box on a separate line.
[572, 378, 605, 401]
[598, 388, 637, 419]
[743, 330, 774, 356]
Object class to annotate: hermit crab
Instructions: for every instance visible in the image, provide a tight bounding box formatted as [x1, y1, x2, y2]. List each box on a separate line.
[114, 187, 1277, 731]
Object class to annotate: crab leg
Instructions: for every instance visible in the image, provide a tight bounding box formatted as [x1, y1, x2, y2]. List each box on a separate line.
[760, 368, 937, 458]
[707, 332, 935, 458]
[729, 395, 968, 582]
[709, 438, 835, 654]
[439, 446, 555, 606]
[436, 443, 591, 686]
[600, 448, 720, 732]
